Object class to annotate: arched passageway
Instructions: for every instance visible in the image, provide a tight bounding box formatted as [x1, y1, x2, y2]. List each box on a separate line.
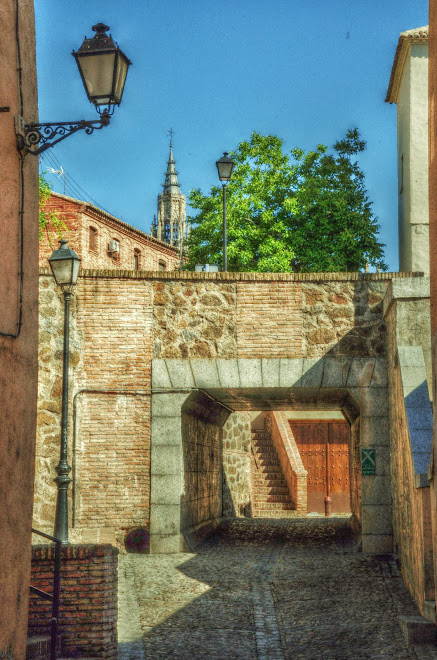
[150, 357, 391, 555]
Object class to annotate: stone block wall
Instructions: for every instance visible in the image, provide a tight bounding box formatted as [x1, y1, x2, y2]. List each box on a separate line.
[28, 544, 118, 658]
[222, 412, 252, 517]
[269, 412, 307, 513]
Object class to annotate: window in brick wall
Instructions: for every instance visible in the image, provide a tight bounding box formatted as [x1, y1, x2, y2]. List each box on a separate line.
[109, 238, 120, 262]
[158, 260, 167, 271]
[134, 249, 141, 270]
[89, 226, 98, 252]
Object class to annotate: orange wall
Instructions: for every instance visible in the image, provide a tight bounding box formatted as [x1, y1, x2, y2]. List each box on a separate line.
[0, 0, 39, 657]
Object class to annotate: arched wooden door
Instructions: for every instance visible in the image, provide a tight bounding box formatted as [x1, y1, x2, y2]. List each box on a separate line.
[289, 419, 351, 514]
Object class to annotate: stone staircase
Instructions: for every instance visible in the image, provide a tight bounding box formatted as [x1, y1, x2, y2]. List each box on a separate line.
[250, 429, 296, 518]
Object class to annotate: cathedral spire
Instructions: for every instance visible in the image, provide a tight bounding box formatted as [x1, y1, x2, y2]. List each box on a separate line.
[162, 139, 181, 194]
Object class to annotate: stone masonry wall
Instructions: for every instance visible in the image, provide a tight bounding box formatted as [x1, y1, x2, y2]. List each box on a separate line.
[222, 412, 252, 517]
[302, 281, 387, 358]
[29, 544, 118, 658]
[34, 270, 418, 549]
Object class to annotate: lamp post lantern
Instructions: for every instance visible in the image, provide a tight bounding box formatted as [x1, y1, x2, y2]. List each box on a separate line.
[15, 23, 131, 156]
[48, 240, 81, 543]
[216, 152, 235, 272]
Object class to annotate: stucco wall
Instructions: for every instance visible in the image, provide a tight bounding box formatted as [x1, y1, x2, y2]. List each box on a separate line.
[0, 1, 39, 657]
[397, 41, 429, 274]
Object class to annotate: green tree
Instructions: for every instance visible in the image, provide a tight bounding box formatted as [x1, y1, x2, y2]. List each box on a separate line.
[39, 174, 66, 242]
[186, 130, 386, 272]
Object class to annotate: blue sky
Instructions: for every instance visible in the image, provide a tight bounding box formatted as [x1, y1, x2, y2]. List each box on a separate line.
[35, 0, 428, 271]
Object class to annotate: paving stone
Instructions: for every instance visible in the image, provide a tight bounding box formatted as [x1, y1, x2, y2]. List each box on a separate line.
[118, 518, 437, 659]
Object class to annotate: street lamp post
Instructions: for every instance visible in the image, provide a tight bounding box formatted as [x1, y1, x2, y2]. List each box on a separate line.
[216, 152, 235, 272]
[16, 23, 131, 156]
[48, 240, 81, 543]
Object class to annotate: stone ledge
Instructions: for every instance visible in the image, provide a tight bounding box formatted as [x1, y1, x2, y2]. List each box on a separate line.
[39, 267, 423, 283]
[398, 615, 436, 645]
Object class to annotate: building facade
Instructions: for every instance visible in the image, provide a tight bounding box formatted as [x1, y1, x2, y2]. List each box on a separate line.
[386, 25, 429, 275]
[39, 192, 181, 272]
[0, 1, 39, 657]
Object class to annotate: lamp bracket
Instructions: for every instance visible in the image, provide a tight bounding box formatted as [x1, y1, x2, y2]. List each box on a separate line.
[15, 111, 110, 156]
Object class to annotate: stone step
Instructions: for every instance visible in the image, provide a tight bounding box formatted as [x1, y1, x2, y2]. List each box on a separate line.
[252, 501, 294, 510]
[252, 482, 288, 490]
[252, 485, 289, 495]
[254, 494, 292, 503]
[255, 470, 284, 478]
[252, 509, 299, 518]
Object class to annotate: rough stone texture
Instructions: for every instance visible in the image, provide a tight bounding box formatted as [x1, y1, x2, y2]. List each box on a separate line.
[302, 281, 388, 358]
[152, 281, 237, 358]
[117, 519, 434, 659]
[29, 544, 118, 658]
[222, 412, 252, 517]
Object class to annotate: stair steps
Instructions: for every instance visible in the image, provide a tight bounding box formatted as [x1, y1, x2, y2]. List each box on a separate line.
[250, 428, 296, 519]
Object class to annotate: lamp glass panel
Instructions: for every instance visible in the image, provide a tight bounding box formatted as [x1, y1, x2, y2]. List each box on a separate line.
[50, 259, 74, 286]
[113, 53, 129, 104]
[71, 259, 81, 285]
[78, 52, 116, 104]
[217, 161, 234, 180]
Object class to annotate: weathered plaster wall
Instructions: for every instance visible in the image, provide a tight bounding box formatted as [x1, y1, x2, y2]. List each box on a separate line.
[222, 412, 252, 517]
[0, 1, 39, 657]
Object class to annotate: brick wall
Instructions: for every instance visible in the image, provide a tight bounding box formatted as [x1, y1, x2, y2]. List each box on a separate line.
[181, 411, 222, 540]
[236, 282, 302, 357]
[34, 270, 420, 548]
[40, 193, 180, 271]
[28, 544, 118, 658]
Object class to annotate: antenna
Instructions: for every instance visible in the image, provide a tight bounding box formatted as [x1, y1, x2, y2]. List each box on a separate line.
[47, 165, 66, 195]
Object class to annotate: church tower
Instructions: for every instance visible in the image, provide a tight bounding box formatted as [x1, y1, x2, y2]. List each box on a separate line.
[151, 137, 187, 249]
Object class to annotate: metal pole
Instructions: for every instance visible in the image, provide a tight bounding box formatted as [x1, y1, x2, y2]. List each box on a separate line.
[54, 289, 72, 543]
[222, 183, 227, 272]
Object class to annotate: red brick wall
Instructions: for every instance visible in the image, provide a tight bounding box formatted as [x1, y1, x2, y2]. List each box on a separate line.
[40, 193, 180, 271]
[28, 544, 118, 658]
[237, 281, 302, 357]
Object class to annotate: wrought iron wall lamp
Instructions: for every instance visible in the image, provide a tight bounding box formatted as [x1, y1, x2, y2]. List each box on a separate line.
[15, 23, 131, 156]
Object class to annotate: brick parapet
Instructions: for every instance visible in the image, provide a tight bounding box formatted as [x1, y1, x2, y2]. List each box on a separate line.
[28, 543, 118, 658]
[270, 412, 308, 513]
[40, 267, 424, 282]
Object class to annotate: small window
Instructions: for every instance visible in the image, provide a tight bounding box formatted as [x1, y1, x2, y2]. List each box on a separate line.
[89, 226, 97, 252]
[158, 260, 167, 271]
[134, 249, 141, 270]
[108, 238, 120, 262]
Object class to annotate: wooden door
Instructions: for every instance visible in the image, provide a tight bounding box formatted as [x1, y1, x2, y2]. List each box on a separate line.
[290, 420, 351, 514]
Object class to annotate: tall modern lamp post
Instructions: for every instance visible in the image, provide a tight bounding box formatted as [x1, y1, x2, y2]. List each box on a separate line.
[216, 152, 235, 272]
[15, 23, 131, 156]
[48, 240, 81, 543]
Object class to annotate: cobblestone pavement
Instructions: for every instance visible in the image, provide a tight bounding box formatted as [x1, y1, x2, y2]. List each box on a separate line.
[118, 518, 437, 660]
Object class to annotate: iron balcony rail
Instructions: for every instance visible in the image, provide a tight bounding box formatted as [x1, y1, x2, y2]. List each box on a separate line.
[30, 528, 62, 660]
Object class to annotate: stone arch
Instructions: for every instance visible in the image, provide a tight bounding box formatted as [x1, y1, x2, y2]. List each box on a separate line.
[150, 357, 391, 554]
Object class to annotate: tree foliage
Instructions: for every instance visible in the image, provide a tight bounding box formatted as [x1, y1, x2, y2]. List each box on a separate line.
[38, 174, 66, 243]
[186, 130, 386, 272]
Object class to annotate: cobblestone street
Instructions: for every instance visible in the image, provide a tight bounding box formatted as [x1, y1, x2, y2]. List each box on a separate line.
[118, 519, 437, 660]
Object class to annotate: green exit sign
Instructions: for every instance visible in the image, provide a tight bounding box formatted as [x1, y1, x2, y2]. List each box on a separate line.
[361, 449, 376, 475]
